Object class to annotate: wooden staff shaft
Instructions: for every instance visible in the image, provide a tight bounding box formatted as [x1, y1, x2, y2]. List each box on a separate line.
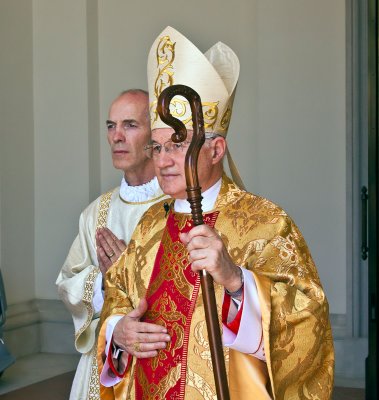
[157, 84, 230, 399]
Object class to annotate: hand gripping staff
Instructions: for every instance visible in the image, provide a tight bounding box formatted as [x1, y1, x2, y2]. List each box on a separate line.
[157, 84, 230, 400]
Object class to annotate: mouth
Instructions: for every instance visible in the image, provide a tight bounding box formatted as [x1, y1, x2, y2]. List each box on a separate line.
[160, 173, 179, 180]
[113, 149, 129, 155]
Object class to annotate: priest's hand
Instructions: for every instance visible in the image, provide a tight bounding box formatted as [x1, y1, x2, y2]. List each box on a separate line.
[96, 227, 126, 277]
[113, 298, 171, 359]
[180, 225, 243, 293]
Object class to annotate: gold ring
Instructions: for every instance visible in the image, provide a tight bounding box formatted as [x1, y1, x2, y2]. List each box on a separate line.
[133, 342, 141, 352]
[107, 251, 115, 258]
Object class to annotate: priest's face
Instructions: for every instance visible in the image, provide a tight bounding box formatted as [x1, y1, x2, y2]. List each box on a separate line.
[151, 128, 218, 199]
[107, 92, 152, 181]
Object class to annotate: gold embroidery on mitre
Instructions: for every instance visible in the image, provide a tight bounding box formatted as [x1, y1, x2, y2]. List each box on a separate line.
[169, 98, 219, 130]
[220, 106, 232, 132]
[151, 35, 176, 123]
[203, 102, 219, 129]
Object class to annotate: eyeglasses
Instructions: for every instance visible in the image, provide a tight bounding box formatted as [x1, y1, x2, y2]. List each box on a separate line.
[144, 134, 221, 159]
[144, 140, 191, 159]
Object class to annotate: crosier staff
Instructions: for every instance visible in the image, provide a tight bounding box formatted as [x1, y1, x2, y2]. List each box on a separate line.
[157, 84, 230, 400]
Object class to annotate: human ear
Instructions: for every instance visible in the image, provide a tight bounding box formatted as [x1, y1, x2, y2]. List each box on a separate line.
[211, 137, 226, 164]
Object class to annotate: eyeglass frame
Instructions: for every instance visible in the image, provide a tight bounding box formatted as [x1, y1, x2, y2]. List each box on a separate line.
[143, 133, 222, 159]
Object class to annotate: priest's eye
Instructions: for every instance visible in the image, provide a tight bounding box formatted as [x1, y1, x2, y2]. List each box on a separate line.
[151, 144, 162, 154]
[123, 122, 137, 129]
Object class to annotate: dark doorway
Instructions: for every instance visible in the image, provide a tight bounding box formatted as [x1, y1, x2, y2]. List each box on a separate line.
[366, 1, 379, 398]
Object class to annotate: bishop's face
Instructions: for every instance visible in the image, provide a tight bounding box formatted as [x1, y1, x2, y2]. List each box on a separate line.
[151, 128, 215, 199]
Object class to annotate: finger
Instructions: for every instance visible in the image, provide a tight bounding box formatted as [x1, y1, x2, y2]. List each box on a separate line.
[133, 350, 159, 359]
[115, 240, 127, 252]
[179, 232, 190, 245]
[127, 298, 149, 319]
[191, 259, 213, 272]
[97, 247, 111, 276]
[102, 228, 122, 247]
[186, 236, 213, 253]
[98, 230, 117, 254]
[123, 321, 170, 341]
[104, 229, 126, 252]
[114, 319, 170, 353]
[98, 234, 119, 261]
[134, 332, 171, 344]
[188, 248, 208, 264]
[127, 340, 168, 352]
[98, 247, 112, 269]
[127, 342, 167, 358]
[180, 226, 216, 247]
[186, 225, 216, 241]
[102, 228, 118, 244]
[96, 228, 107, 246]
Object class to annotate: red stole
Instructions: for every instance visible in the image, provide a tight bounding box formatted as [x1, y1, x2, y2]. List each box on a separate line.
[135, 210, 219, 400]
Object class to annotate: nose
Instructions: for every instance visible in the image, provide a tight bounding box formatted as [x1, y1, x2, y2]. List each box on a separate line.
[154, 149, 175, 169]
[112, 124, 126, 142]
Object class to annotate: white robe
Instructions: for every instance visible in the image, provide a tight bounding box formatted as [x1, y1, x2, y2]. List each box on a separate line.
[56, 178, 166, 400]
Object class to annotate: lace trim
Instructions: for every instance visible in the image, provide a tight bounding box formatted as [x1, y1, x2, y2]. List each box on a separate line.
[119, 176, 162, 202]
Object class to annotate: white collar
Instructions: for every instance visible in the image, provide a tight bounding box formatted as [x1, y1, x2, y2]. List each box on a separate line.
[174, 178, 222, 213]
[119, 176, 161, 202]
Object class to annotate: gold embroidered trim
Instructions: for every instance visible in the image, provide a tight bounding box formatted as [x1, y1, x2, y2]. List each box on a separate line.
[151, 35, 176, 123]
[220, 106, 232, 132]
[85, 190, 113, 398]
[87, 345, 100, 399]
[74, 190, 114, 343]
[169, 99, 219, 130]
[118, 193, 166, 205]
[96, 190, 113, 229]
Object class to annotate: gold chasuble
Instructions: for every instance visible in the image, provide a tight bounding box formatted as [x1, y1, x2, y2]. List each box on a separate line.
[98, 176, 334, 400]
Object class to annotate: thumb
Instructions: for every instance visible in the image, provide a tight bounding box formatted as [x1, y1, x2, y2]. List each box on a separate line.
[179, 232, 189, 245]
[128, 298, 148, 320]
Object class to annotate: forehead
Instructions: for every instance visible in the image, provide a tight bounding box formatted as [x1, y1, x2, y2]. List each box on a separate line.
[152, 128, 194, 143]
[151, 128, 175, 143]
[108, 93, 148, 120]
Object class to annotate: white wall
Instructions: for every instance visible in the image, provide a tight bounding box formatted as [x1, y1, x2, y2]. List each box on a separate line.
[33, 0, 91, 299]
[0, 1, 35, 303]
[0, 0, 346, 313]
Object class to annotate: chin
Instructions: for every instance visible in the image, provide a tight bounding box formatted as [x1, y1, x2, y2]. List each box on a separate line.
[159, 181, 185, 198]
[112, 160, 129, 171]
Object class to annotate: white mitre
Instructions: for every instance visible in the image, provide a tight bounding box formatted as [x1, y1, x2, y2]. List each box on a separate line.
[147, 26, 245, 189]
